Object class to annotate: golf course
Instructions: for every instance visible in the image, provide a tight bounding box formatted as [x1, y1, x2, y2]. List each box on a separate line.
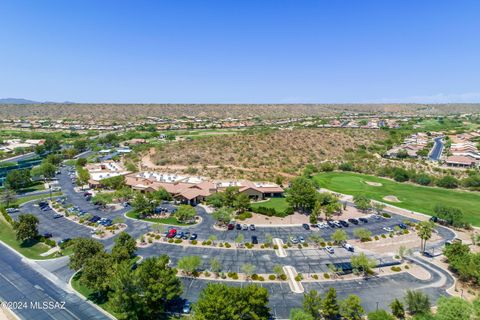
[314, 172, 480, 226]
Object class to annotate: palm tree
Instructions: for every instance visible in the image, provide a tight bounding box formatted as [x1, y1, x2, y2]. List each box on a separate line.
[417, 221, 434, 252]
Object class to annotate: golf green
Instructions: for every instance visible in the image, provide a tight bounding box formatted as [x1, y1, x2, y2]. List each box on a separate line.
[314, 172, 480, 226]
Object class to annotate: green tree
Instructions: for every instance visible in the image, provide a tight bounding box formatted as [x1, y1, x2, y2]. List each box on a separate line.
[175, 205, 196, 222]
[36, 162, 57, 179]
[177, 255, 201, 275]
[331, 229, 348, 244]
[212, 207, 233, 225]
[1, 188, 17, 207]
[132, 193, 150, 215]
[404, 290, 431, 316]
[13, 213, 39, 242]
[223, 186, 240, 207]
[80, 252, 113, 296]
[367, 310, 395, 320]
[286, 177, 317, 212]
[112, 232, 137, 263]
[234, 193, 250, 213]
[206, 192, 226, 208]
[5, 169, 32, 190]
[417, 221, 434, 253]
[235, 233, 244, 247]
[76, 158, 87, 167]
[99, 175, 126, 190]
[109, 261, 140, 320]
[290, 309, 314, 320]
[434, 204, 464, 227]
[69, 238, 104, 270]
[193, 283, 270, 320]
[353, 195, 371, 212]
[135, 255, 182, 318]
[209, 257, 222, 274]
[435, 296, 472, 320]
[390, 298, 405, 319]
[351, 253, 378, 276]
[436, 175, 459, 189]
[76, 167, 90, 189]
[273, 265, 284, 279]
[339, 294, 364, 320]
[322, 288, 340, 320]
[353, 228, 372, 241]
[302, 289, 322, 319]
[241, 263, 256, 280]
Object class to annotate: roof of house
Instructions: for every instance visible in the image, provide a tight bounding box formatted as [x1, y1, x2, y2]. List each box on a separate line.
[445, 155, 477, 165]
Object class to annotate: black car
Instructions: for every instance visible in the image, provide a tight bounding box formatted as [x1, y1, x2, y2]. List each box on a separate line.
[182, 232, 191, 240]
[251, 235, 258, 244]
[347, 218, 359, 225]
[43, 232, 53, 238]
[190, 233, 198, 240]
[327, 221, 336, 228]
[302, 223, 310, 230]
[236, 223, 242, 230]
[339, 220, 349, 227]
[359, 217, 368, 223]
[398, 223, 407, 229]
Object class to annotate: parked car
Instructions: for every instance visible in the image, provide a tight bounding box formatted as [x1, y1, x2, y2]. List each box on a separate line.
[383, 227, 394, 233]
[182, 232, 190, 240]
[242, 224, 249, 230]
[251, 235, 258, 244]
[53, 214, 63, 219]
[6, 208, 19, 213]
[236, 224, 242, 230]
[298, 236, 305, 244]
[167, 229, 177, 238]
[347, 218, 359, 225]
[342, 243, 354, 252]
[175, 231, 184, 239]
[190, 233, 198, 240]
[359, 217, 368, 223]
[398, 223, 407, 229]
[227, 223, 235, 230]
[249, 224, 256, 231]
[289, 236, 299, 244]
[325, 246, 334, 254]
[302, 224, 310, 230]
[339, 220, 349, 227]
[317, 222, 328, 229]
[327, 221, 336, 228]
[332, 221, 342, 228]
[43, 232, 53, 238]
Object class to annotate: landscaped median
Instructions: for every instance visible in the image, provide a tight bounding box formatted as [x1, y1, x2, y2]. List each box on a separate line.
[125, 209, 201, 226]
[314, 171, 480, 226]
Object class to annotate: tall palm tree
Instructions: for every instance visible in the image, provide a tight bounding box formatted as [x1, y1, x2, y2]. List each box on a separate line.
[417, 221, 434, 252]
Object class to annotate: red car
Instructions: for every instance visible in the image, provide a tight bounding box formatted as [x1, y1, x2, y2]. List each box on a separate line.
[167, 229, 177, 238]
[227, 223, 235, 230]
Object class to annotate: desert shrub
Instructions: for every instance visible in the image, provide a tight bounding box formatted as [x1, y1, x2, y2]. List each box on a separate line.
[391, 266, 402, 272]
[280, 274, 287, 281]
[191, 240, 198, 245]
[269, 274, 276, 280]
[312, 274, 318, 280]
[323, 273, 330, 279]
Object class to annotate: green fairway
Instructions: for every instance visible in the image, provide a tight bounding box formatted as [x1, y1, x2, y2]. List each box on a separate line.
[250, 197, 290, 214]
[314, 172, 480, 226]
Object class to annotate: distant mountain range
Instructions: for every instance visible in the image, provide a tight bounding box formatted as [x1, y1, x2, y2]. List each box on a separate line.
[0, 98, 74, 104]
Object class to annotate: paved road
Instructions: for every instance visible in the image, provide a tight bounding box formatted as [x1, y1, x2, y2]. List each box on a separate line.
[180, 255, 453, 319]
[429, 136, 444, 161]
[0, 152, 36, 164]
[0, 242, 109, 320]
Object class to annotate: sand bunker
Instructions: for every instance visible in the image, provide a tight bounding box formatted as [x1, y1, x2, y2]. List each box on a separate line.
[383, 195, 401, 202]
[365, 181, 382, 187]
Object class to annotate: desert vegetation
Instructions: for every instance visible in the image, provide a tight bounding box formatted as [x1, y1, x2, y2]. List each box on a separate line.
[148, 128, 386, 180]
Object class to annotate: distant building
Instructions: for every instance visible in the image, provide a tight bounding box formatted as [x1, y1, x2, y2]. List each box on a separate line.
[445, 155, 478, 168]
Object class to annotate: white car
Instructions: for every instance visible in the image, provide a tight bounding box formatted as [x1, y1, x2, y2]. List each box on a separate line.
[290, 236, 299, 244]
[342, 243, 354, 252]
[242, 224, 249, 230]
[317, 222, 327, 229]
[325, 246, 334, 254]
[383, 227, 394, 233]
[298, 236, 305, 244]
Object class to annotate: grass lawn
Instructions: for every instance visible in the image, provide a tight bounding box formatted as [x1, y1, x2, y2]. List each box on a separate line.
[126, 210, 194, 226]
[314, 172, 480, 226]
[250, 197, 290, 214]
[0, 217, 52, 259]
[17, 181, 46, 194]
[71, 272, 119, 318]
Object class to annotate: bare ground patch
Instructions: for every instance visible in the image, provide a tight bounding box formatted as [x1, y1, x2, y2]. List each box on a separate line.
[383, 195, 401, 202]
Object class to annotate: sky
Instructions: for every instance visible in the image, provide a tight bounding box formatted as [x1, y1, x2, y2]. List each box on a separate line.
[0, 0, 479, 104]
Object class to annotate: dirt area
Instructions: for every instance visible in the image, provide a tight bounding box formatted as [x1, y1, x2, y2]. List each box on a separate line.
[354, 231, 442, 255]
[241, 212, 309, 226]
[365, 181, 382, 186]
[383, 195, 401, 202]
[92, 224, 127, 239]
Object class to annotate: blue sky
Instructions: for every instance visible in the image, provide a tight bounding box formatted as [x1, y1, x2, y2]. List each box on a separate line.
[1, 0, 479, 103]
